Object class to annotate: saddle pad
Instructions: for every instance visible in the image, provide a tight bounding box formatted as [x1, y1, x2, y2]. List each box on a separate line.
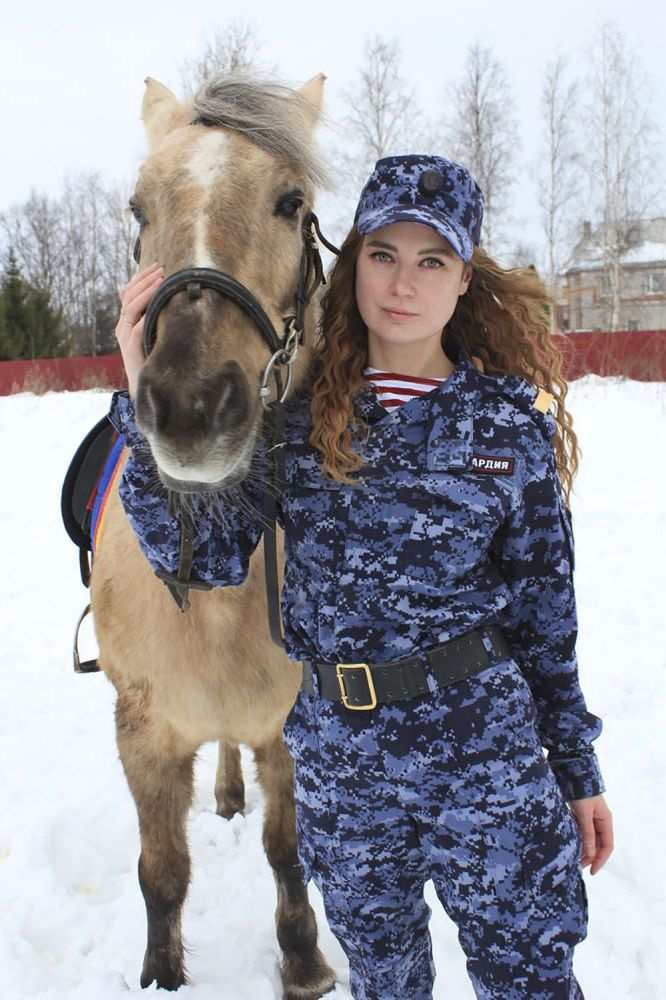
[61, 416, 118, 551]
[61, 415, 126, 587]
[90, 434, 127, 553]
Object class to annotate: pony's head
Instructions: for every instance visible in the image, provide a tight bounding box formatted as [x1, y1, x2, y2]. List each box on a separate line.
[131, 75, 326, 492]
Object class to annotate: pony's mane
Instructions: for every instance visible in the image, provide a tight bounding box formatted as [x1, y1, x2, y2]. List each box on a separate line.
[193, 76, 328, 187]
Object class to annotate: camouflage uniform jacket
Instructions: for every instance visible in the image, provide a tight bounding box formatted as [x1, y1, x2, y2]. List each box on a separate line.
[108, 353, 605, 802]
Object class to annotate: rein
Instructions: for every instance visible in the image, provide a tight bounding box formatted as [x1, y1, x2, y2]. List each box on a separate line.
[141, 213, 339, 646]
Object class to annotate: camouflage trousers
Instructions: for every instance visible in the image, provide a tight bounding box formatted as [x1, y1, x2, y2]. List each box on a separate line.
[283, 658, 588, 1000]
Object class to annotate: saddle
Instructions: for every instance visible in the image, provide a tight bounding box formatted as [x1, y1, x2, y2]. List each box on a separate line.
[61, 415, 127, 672]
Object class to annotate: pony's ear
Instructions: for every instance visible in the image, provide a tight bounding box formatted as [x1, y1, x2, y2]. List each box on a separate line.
[141, 78, 190, 150]
[296, 74, 326, 131]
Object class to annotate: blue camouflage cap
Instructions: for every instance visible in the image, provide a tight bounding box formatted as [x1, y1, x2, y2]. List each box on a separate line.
[354, 154, 484, 262]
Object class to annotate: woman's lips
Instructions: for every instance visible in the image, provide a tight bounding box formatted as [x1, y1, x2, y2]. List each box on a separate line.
[382, 308, 417, 319]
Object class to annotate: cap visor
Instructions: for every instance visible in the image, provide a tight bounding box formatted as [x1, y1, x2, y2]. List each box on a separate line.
[357, 206, 472, 262]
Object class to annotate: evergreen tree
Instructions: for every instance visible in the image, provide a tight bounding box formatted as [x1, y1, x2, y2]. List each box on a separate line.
[0, 249, 70, 360]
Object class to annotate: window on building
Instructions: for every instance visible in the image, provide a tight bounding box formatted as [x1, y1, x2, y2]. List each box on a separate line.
[646, 271, 665, 294]
[600, 274, 611, 296]
[627, 320, 638, 330]
[626, 224, 641, 246]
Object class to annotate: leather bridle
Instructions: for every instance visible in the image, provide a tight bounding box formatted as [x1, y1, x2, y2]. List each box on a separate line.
[142, 213, 328, 404]
[140, 212, 338, 647]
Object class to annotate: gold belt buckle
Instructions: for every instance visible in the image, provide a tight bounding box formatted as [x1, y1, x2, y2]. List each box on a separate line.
[335, 662, 378, 710]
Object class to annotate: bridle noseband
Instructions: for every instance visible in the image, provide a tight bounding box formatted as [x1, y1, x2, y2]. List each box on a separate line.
[140, 212, 339, 646]
[141, 212, 328, 409]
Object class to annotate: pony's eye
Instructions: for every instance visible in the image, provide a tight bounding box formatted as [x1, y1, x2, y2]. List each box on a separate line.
[275, 193, 304, 220]
[129, 200, 148, 228]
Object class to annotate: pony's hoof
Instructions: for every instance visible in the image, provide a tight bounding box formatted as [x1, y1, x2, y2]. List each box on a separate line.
[281, 951, 336, 1000]
[214, 789, 246, 819]
[140, 960, 186, 991]
[215, 803, 245, 820]
[283, 982, 336, 1000]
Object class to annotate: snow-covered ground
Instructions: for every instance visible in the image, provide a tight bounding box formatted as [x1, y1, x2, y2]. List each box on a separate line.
[0, 378, 664, 1000]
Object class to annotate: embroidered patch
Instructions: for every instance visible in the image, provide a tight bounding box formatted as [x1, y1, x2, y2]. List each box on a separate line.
[471, 454, 515, 475]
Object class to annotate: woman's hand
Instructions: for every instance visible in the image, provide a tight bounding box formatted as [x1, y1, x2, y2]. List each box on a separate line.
[568, 794, 614, 875]
[115, 263, 165, 398]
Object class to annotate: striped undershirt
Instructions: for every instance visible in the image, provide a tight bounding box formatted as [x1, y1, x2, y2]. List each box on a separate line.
[364, 367, 445, 409]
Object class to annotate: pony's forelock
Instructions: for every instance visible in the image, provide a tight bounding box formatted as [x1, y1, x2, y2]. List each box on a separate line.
[193, 76, 329, 188]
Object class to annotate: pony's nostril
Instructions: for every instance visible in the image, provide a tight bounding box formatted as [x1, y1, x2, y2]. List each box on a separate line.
[213, 377, 234, 416]
[212, 378, 236, 430]
[137, 364, 249, 441]
[137, 376, 170, 434]
[209, 367, 248, 433]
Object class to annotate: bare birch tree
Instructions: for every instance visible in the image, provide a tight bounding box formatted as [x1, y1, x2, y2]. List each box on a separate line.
[1, 174, 135, 354]
[583, 22, 660, 330]
[344, 36, 413, 161]
[179, 22, 264, 97]
[99, 183, 135, 299]
[445, 43, 518, 254]
[336, 36, 422, 194]
[537, 55, 581, 295]
[0, 192, 65, 300]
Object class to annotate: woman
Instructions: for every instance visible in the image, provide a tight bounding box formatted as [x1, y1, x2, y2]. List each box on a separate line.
[113, 155, 613, 999]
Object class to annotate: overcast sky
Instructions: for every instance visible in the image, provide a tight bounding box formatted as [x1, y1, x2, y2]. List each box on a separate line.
[2, 0, 665, 260]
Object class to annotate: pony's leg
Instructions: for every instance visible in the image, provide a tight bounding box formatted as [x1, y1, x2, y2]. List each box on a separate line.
[214, 739, 245, 818]
[254, 738, 336, 1000]
[115, 692, 194, 991]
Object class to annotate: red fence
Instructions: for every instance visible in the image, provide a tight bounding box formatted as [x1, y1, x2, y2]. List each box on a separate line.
[554, 329, 666, 381]
[0, 330, 664, 395]
[0, 354, 126, 395]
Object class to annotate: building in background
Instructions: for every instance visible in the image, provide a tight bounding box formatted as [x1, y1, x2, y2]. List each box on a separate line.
[559, 218, 666, 331]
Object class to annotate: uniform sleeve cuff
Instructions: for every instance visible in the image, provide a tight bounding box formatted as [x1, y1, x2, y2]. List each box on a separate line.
[548, 751, 606, 801]
[108, 390, 147, 450]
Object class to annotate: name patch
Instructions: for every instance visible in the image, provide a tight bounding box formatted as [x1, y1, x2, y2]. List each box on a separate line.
[471, 454, 515, 475]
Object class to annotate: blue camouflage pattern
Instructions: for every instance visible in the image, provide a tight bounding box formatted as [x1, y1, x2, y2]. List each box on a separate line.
[109, 352, 604, 803]
[354, 155, 484, 262]
[284, 659, 589, 998]
[109, 351, 603, 998]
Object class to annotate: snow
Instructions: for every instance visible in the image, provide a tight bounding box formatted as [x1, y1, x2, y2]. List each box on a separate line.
[567, 241, 666, 270]
[1, 378, 665, 1000]
[621, 242, 666, 267]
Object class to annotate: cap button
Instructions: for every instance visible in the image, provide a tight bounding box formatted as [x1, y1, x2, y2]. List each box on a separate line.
[418, 169, 443, 197]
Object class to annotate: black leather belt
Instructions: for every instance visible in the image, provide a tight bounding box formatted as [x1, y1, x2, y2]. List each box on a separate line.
[301, 626, 510, 710]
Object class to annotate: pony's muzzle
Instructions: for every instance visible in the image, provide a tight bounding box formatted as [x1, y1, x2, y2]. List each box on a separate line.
[138, 363, 248, 435]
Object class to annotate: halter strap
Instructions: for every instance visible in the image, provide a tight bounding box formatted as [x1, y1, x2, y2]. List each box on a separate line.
[142, 267, 284, 358]
[138, 214, 336, 641]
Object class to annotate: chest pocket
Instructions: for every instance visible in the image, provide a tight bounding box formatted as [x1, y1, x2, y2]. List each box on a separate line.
[384, 456, 518, 593]
[283, 450, 346, 501]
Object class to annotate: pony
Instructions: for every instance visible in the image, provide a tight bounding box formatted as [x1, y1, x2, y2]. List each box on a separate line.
[90, 74, 335, 999]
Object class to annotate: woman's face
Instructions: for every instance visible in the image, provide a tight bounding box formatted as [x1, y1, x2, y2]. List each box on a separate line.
[355, 221, 472, 360]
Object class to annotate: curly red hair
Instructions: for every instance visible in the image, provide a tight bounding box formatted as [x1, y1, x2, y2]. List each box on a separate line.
[309, 226, 578, 502]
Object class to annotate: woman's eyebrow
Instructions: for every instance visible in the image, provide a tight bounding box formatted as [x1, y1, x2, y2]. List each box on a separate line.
[366, 238, 453, 256]
[418, 246, 454, 256]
